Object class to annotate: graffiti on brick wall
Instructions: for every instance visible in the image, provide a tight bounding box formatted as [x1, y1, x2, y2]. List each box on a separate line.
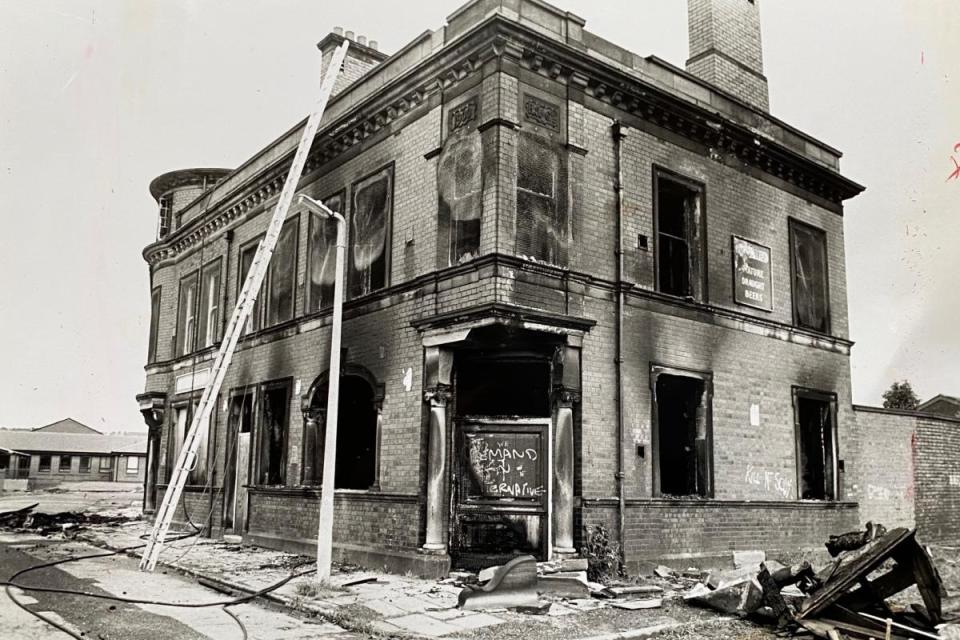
[745, 465, 793, 499]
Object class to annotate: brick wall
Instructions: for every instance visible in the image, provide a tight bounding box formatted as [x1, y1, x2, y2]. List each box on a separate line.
[915, 415, 960, 542]
[853, 406, 916, 529]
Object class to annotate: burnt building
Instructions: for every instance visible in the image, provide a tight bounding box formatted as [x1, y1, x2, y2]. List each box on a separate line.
[137, 0, 867, 576]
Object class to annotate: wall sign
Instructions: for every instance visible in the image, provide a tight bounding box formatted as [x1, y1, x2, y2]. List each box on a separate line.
[732, 236, 773, 311]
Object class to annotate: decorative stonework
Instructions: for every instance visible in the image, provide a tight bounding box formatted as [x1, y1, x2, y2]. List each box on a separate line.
[522, 95, 560, 131]
[448, 97, 478, 134]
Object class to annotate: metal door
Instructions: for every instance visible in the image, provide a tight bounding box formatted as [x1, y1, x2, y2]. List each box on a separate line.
[451, 419, 549, 569]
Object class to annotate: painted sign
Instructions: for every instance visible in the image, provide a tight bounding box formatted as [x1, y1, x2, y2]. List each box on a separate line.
[732, 236, 773, 311]
[465, 433, 545, 500]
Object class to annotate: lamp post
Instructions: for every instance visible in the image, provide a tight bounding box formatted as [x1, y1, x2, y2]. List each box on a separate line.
[296, 194, 346, 581]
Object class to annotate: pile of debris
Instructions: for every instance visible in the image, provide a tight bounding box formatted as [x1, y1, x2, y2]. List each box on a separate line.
[0, 503, 133, 536]
[681, 523, 960, 639]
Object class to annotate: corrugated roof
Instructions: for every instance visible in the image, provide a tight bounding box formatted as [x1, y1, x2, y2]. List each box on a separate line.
[0, 430, 146, 455]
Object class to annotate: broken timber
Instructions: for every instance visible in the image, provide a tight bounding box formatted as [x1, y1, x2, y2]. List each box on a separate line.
[138, 40, 350, 572]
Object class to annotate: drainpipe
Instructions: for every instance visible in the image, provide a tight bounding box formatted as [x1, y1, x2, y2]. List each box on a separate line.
[612, 121, 627, 556]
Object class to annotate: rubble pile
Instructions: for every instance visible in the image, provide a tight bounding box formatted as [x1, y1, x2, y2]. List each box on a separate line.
[0, 503, 134, 536]
[678, 523, 960, 639]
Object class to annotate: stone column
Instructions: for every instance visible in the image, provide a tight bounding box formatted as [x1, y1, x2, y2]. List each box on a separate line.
[553, 387, 579, 556]
[422, 384, 452, 551]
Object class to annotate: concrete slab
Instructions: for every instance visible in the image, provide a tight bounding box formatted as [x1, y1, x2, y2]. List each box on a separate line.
[424, 607, 468, 620]
[444, 612, 504, 631]
[388, 613, 461, 637]
[361, 598, 408, 617]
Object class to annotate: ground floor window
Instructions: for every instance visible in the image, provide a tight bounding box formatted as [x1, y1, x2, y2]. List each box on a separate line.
[257, 380, 290, 486]
[39, 455, 51, 472]
[794, 388, 838, 500]
[168, 400, 209, 485]
[79, 456, 91, 473]
[127, 456, 140, 474]
[99, 456, 112, 471]
[59, 455, 72, 473]
[652, 366, 713, 498]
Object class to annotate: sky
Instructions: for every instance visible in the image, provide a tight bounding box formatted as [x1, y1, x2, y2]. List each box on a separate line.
[0, 1, 957, 433]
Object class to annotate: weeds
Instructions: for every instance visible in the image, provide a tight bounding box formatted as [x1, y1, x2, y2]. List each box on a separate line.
[581, 524, 623, 583]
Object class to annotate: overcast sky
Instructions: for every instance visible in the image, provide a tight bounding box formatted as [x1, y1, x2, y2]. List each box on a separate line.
[0, 1, 957, 433]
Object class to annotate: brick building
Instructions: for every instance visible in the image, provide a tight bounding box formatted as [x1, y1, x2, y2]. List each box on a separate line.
[137, 0, 875, 576]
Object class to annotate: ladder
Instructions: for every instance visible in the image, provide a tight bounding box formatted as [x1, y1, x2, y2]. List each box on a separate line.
[139, 40, 350, 572]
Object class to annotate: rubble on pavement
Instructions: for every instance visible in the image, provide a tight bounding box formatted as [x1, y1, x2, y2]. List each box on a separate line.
[0, 502, 135, 535]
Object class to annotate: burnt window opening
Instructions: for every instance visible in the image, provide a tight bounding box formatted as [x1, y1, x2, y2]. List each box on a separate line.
[238, 239, 264, 335]
[197, 259, 222, 349]
[307, 193, 343, 313]
[148, 286, 161, 363]
[456, 357, 551, 418]
[653, 372, 712, 498]
[655, 172, 705, 299]
[224, 390, 254, 528]
[349, 167, 393, 298]
[790, 220, 830, 334]
[265, 219, 298, 327]
[304, 375, 379, 490]
[175, 271, 199, 357]
[38, 455, 51, 472]
[168, 401, 210, 486]
[438, 133, 482, 266]
[795, 390, 837, 500]
[257, 381, 290, 486]
[517, 134, 568, 266]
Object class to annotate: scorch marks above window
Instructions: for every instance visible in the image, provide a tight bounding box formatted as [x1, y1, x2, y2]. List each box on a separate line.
[349, 166, 393, 298]
[439, 99, 482, 267]
[307, 192, 343, 312]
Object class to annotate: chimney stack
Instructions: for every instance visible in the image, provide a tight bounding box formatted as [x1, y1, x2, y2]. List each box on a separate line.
[686, 0, 769, 111]
[317, 27, 389, 97]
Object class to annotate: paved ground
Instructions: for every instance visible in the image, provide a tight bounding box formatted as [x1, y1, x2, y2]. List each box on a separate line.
[0, 532, 357, 639]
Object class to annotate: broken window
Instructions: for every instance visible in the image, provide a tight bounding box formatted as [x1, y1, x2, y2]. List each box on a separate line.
[197, 259, 221, 349]
[438, 133, 482, 266]
[790, 220, 830, 334]
[655, 171, 705, 299]
[175, 271, 199, 356]
[257, 381, 290, 486]
[265, 219, 297, 327]
[59, 455, 72, 473]
[38, 455, 51, 472]
[349, 167, 392, 298]
[148, 286, 161, 363]
[307, 193, 343, 313]
[305, 375, 379, 490]
[238, 239, 264, 335]
[79, 456, 91, 473]
[517, 134, 567, 265]
[794, 389, 837, 500]
[653, 371, 712, 498]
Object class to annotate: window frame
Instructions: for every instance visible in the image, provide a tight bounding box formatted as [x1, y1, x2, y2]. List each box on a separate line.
[652, 166, 708, 301]
[306, 191, 345, 314]
[99, 456, 112, 471]
[515, 133, 569, 266]
[148, 286, 162, 363]
[788, 217, 832, 334]
[59, 455, 73, 474]
[79, 456, 91, 473]
[238, 235, 265, 335]
[348, 164, 394, 300]
[792, 386, 839, 501]
[649, 363, 714, 499]
[264, 216, 300, 328]
[255, 377, 293, 487]
[126, 456, 140, 474]
[197, 257, 223, 349]
[175, 270, 200, 357]
[39, 455, 52, 473]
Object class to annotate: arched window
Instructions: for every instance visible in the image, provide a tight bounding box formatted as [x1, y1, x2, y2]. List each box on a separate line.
[303, 369, 382, 490]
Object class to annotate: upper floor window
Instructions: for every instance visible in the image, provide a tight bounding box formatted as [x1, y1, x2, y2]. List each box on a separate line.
[148, 286, 161, 363]
[197, 259, 222, 349]
[516, 134, 567, 265]
[239, 239, 263, 335]
[307, 193, 343, 313]
[349, 166, 393, 298]
[266, 219, 298, 326]
[438, 106, 482, 266]
[789, 219, 830, 334]
[158, 196, 172, 239]
[655, 170, 705, 300]
[175, 271, 199, 357]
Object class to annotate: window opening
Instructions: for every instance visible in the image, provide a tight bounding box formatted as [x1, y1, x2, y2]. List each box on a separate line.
[790, 220, 830, 333]
[257, 382, 290, 486]
[307, 193, 343, 312]
[796, 393, 836, 500]
[517, 135, 567, 265]
[655, 373, 710, 497]
[79, 456, 91, 473]
[198, 260, 221, 348]
[39, 455, 51, 472]
[349, 167, 392, 298]
[175, 272, 199, 356]
[655, 173, 704, 299]
[59, 455, 72, 473]
[439, 134, 482, 266]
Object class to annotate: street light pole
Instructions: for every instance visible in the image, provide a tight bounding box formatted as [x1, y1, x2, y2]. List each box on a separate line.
[296, 194, 346, 582]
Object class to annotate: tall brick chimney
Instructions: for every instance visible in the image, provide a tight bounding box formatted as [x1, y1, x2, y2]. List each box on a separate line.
[318, 27, 388, 97]
[686, 0, 769, 111]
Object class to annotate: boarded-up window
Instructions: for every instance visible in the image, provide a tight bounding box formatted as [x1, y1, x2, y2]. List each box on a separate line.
[175, 272, 199, 356]
[349, 167, 392, 298]
[238, 240, 264, 335]
[307, 193, 343, 312]
[439, 134, 482, 266]
[517, 135, 567, 265]
[257, 381, 290, 486]
[197, 259, 221, 349]
[148, 286, 161, 363]
[265, 220, 297, 327]
[790, 220, 830, 333]
[655, 172, 704, 299]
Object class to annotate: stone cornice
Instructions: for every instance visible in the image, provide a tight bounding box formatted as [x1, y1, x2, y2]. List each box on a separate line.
[143, 15, 864, 267]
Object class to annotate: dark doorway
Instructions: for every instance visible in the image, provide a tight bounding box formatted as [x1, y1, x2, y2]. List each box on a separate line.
[224, 389, 254, 531]
[796, 392, 836, 500]
[655, 373, 709, 497]
[333, 376, 378, 490]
